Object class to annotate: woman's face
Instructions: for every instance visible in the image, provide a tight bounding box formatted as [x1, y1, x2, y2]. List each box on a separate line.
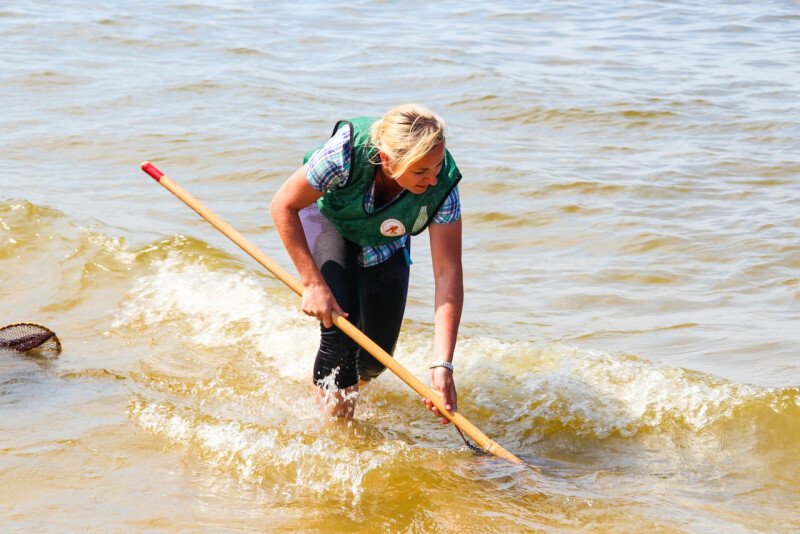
[386, 143, 446, 195]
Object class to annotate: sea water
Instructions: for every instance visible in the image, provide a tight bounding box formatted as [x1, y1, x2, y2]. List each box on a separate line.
[1, 1, 799, 531]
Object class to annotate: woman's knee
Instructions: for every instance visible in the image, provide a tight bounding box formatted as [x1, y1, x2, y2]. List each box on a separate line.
[314, 326, 360, 389]
[358, 355, 387, 382]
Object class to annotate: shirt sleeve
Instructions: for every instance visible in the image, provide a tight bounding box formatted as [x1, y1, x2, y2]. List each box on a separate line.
[431, 185, 461, 224]
[304, 126, 352, 192]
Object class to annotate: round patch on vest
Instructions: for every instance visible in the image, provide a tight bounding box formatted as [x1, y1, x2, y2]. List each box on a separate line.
[380, 218, 406, 237]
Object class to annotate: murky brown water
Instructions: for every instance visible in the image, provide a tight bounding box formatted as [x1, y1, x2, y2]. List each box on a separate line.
[2, 1, 799, 531]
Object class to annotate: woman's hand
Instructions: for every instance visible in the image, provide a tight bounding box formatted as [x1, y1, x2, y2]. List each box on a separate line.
[424, 366, 457, 425]
[301, 282, 347, 328]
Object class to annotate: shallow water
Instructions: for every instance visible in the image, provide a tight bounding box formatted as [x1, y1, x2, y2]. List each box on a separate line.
[2, 1, 799, 531]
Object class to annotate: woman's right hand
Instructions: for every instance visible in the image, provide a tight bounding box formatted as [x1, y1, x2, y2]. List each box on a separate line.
[301, 282, 347, 328]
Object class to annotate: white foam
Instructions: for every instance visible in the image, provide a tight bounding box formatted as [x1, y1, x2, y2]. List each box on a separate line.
[114, 251, 318, 380]
[443, 339, 768, 437]
[115, 250, 774, 440]
[129, 395, 403, 502]
[392, 335, 776, 437]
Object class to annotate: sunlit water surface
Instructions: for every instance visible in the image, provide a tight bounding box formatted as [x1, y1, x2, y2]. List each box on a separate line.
[1, 1, 799, 532]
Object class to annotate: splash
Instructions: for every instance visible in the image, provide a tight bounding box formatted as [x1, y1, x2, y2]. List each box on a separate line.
[446, 340, 799, 441]
[113, 240, 800, 453]
[128, 395, 407, 502]
[314, 366, 361, 418]
[527, 347, 761, 436]
[113, 250, 317, 380]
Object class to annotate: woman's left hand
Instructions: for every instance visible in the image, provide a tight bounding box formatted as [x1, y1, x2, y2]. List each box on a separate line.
[424, 366, 457, 425]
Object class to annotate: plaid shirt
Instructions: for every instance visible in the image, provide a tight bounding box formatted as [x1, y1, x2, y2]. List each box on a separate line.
[305, 126, 461, 267]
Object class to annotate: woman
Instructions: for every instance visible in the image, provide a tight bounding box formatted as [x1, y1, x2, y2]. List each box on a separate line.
[270, 103, 463, 425]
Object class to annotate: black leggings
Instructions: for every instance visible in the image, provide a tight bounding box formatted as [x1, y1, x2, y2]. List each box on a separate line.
[300, 204, 410, 389]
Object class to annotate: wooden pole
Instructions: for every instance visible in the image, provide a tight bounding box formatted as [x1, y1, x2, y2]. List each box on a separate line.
[141, 161, 524, 465]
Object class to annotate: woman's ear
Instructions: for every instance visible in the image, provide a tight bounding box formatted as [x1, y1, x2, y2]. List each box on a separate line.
[378, 151, 396, 177]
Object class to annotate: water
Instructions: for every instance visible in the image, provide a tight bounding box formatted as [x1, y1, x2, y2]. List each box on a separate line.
[2, 1, 799, 531]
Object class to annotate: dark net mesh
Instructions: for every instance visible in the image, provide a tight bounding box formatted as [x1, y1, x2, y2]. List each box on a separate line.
[0, 323, 61, 355]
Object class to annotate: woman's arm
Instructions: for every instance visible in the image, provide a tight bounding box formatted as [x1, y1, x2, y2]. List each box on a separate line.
[270, 166, 346, 327]
[424, 218, 463, 425]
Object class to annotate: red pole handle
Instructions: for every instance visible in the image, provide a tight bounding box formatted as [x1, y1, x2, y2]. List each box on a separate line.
[141, 161, 164, 182]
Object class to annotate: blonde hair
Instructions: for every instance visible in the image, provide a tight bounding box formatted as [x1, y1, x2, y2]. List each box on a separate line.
[370, 103, 446, 179]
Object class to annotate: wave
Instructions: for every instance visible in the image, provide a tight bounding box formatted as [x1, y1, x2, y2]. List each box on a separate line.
[109, 238, 800, 444]
[482, 343, 800, 440]
[127, 394, 422, 503]
[5, 199, 798, 500]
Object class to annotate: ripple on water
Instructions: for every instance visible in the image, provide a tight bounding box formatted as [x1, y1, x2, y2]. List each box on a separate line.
[3, 1, 800, 530]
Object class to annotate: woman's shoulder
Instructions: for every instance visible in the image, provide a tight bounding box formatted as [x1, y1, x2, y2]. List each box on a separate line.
[305, 127, 353, 191]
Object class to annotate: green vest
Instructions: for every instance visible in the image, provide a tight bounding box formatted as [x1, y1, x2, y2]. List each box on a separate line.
[303, 117, 462, 247]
